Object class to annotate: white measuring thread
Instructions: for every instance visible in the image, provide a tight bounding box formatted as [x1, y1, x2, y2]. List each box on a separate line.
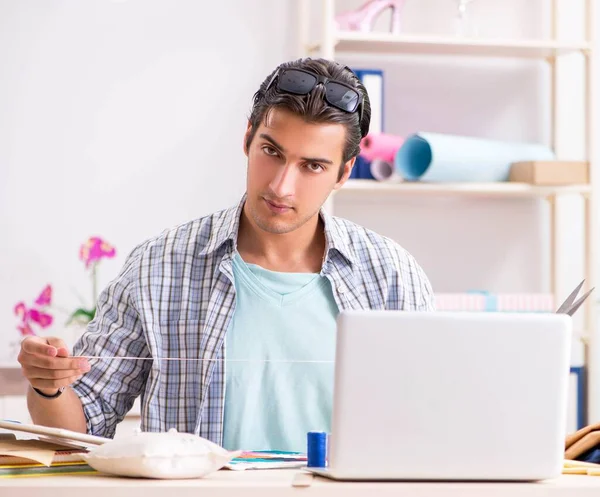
[79, 356, 333, 363]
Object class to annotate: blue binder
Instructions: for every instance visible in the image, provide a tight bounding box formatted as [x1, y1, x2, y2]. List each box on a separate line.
[352, 68, 383, 180]
[351, 155, 375, 180]
[352, 68, 384, 135]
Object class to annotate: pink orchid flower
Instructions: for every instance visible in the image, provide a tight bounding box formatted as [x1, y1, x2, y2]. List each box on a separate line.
[18, 323, 35, 336]
[13, 304, 54, 328]
[14, 302, 27, 320]
[34, 284, 52, 306]
[14, 285, 54, 337]
[28, 308, 54, 327]
[79, 237, 116, 269]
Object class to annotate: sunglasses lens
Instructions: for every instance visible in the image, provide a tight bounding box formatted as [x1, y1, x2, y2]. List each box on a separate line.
[325, 82, 360, 112]
[279, 69, 318, 94]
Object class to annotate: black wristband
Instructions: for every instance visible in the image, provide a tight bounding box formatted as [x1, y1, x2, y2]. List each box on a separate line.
[31, 386, 65, 399]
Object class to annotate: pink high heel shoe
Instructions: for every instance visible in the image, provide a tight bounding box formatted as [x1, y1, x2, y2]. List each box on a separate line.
[335, 0, 406, 35]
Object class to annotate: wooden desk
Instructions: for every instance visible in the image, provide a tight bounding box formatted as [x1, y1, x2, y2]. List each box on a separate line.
[2, 470, 600, 496]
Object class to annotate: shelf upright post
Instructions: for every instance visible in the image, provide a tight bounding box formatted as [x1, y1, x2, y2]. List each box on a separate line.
[321, 0, 337, 215]
[548, 0, 561, 312]
[583, 0, 598, 424]
[298, 0, 310, 59]
[322, 0, 336, 59]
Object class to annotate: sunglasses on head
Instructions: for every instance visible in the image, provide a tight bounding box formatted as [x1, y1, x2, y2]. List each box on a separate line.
[266, 67, 366, 136]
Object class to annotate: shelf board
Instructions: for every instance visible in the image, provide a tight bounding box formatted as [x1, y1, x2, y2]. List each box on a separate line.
[320, 32, 592, 59]
[336, 180, 592, 198]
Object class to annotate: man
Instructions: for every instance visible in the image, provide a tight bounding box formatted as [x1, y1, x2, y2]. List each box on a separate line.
[18, 57, 435, 452]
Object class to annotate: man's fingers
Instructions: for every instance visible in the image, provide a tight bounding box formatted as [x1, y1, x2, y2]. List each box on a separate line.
[45, 337, 70, 358]
[20, 353, 90, 372]
[21, 336, 56, 356]
[19, 336, 89, 392]
[46, 337, 68, 349]
[22, 366, 84, 381]
[21, 336, 70, 358]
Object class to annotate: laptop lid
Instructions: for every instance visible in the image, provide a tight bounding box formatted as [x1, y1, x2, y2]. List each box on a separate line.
[326, 310, 572, 480]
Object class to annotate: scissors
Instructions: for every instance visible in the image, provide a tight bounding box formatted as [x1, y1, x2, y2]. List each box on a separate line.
[556, 279, 595, 316]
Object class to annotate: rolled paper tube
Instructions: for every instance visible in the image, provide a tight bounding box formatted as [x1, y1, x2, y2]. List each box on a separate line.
[370, 158, 401, 182]
[394, 132, 555, 182]
[360, 133, 404, 162]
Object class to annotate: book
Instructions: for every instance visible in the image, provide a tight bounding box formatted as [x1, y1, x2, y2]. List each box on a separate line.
[0, 438, 87, 467]
[0, 462, 96, 478]
[0, 448, 87, 466]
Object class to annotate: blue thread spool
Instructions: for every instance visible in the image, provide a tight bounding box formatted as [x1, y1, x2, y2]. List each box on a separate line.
[307, 431, 327, 467]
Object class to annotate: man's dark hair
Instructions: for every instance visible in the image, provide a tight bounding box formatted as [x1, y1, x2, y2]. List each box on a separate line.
[246, 58, 372, 179]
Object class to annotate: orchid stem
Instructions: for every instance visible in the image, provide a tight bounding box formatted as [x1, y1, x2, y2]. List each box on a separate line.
[49, 304, 72, 315]
[92, 263, 98, 308]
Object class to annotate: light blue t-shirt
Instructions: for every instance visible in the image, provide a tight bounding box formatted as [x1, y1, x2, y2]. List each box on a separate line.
[222, 253, 338, 452]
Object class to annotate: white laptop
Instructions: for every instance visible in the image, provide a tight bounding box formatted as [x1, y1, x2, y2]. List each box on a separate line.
[307, 310, 572, 481]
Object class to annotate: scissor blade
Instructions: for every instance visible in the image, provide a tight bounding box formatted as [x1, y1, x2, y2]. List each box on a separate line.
[556, 279, 586, 314]
[565, 288, 595, 316]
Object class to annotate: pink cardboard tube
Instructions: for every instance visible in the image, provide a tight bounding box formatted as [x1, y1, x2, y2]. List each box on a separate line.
[360, 133, 404, 162]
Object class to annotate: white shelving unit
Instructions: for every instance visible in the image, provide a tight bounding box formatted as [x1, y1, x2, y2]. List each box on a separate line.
[309, 32, 592, 59]
[299, 0, 597, 423]
[339, 180, 592, 198]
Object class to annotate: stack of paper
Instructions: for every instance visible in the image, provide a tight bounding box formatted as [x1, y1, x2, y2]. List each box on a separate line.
[225, 450, 307, 471]
[0, 436, 95, 478]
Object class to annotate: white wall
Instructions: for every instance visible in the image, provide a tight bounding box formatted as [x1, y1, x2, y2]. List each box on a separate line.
[0, 0, 295, 360]
[0, 0, 598, 416]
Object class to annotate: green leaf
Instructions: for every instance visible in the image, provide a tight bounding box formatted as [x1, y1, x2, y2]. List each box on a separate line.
[66, 307, 96, 325]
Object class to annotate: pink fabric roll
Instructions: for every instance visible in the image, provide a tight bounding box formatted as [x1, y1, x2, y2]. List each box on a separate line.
[360, 133, 404, 162]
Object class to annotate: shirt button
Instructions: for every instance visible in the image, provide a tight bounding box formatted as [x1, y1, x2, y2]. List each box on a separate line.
[338, 285, 345, 294]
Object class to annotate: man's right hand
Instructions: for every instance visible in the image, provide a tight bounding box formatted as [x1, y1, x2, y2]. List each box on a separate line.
[18, 336, 91, 396]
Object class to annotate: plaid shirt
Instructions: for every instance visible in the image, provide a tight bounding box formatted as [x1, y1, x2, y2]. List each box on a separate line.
[71, 195, 435, 443]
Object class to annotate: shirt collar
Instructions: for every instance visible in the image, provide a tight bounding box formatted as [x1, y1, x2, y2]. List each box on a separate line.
[198, 194, 245, 256]
[199, 194, 355, 266]
[319, 206, 355, 266]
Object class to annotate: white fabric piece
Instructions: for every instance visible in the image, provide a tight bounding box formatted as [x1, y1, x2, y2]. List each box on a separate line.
[83, 428, 240, 479]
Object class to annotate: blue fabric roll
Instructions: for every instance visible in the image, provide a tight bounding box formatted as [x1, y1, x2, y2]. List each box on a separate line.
[394, 132, 555, 182]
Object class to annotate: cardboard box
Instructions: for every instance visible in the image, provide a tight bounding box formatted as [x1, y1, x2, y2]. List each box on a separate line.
[509, 160, 589, 185]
